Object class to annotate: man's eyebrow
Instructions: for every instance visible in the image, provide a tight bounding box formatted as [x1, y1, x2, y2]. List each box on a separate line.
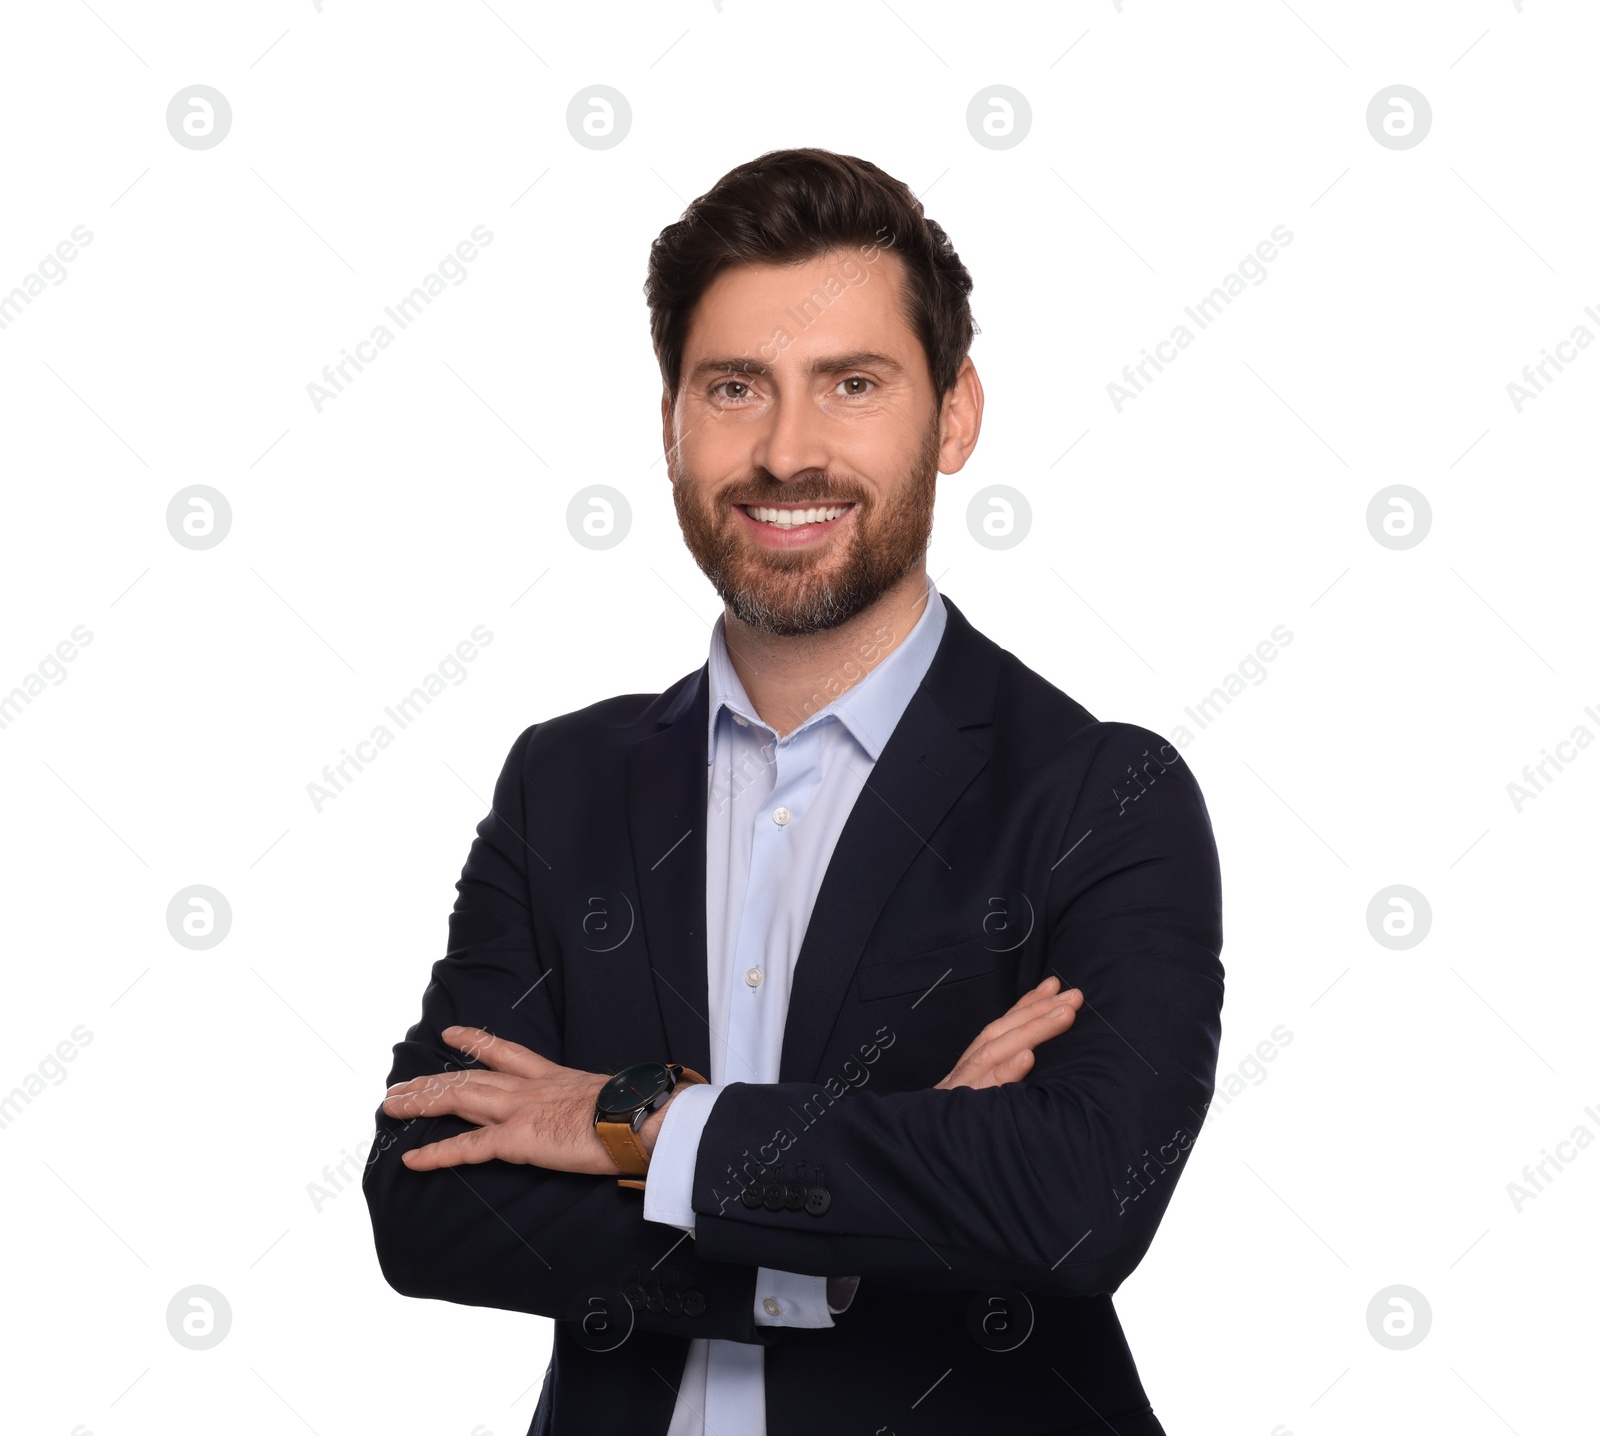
[686, 351, 907, 383]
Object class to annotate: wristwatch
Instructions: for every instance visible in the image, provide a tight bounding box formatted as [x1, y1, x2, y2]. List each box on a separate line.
[594, 1061, 708, 1190]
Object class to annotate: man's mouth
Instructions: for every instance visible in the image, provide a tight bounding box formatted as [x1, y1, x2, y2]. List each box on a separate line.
[736, 502, 854, 530]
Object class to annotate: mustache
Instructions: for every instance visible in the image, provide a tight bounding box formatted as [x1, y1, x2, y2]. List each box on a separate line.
[719, 475, 868, 507]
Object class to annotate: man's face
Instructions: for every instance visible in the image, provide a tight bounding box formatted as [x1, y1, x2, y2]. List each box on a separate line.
[664, 247, 945, 637]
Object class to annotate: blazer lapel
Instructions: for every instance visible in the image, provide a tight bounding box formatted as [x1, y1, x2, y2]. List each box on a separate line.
[779, 597, 999, 1084]
[626, 667, 715, 1082]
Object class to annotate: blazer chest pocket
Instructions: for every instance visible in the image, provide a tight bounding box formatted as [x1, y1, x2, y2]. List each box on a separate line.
[857, 937, 1011, 1002]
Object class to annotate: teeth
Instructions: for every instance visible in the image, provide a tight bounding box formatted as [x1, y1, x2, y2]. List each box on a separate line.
[747, 505, 848, 528]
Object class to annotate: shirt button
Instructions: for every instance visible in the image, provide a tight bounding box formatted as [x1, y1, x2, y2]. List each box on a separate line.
[733, 713, 749, 727]
[745, 966, 764, 988]
[772, 805, 792, 826]
[763, 1297, 781, 1317]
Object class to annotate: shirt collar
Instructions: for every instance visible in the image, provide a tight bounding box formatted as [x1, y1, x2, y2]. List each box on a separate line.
[706, 574, 948, 762]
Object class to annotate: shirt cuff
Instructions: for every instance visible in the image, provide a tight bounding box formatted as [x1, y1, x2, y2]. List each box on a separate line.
[640, 1081, 722, 1234]
[754, 1269, 839, 1328]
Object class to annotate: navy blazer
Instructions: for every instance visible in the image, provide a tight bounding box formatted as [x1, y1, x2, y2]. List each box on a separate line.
[363, 594, 1224, 1436]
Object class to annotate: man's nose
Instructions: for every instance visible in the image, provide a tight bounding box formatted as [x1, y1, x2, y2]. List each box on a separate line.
[747, 392, 832, 486]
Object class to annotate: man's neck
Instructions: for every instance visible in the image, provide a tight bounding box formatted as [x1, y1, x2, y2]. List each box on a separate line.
[722, 568, 933, 738]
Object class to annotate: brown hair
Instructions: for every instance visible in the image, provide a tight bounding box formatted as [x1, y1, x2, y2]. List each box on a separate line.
[645, 147, 977, 403]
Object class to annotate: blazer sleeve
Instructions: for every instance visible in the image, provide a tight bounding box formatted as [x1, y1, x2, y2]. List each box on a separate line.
[361, 724, 779, 1346]
[644, 1084, 855, 1328]
[682, 722, 1225, 1298]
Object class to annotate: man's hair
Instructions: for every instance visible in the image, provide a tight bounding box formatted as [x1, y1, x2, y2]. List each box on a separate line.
[645, 147, 977, 403]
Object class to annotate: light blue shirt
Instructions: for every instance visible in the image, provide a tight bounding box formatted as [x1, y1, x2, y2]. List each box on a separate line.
[643, 573, 948, 1436]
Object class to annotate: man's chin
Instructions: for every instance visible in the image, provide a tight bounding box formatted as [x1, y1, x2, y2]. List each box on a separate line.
[722, 574, 866, 638]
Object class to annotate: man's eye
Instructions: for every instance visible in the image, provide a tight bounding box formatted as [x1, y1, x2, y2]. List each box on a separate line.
[836, 375, 875, 397]
[712, 380, 754, 402]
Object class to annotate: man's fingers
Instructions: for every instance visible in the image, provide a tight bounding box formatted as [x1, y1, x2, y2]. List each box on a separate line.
[998, 979, 1079, 1025]
[971, 986, 1083, 1049]
[386, 1066, 522, 1098]
[1005, 976, 1060, 1015]
[440, 1025, 548, 1078]
[936, 985, 1083, 1088]
[942, 1040, 1039, 1092]
[933, 980, 1087, 1090]
[1017, 996, 1083, 1044]
[984, 1047, 1035, 1089]
[401, 1126, 501, 1171]
[1001, 1047, 1035, 1083]
[974, 999, 1080, 1069]
[382, 1076, 519, 1126]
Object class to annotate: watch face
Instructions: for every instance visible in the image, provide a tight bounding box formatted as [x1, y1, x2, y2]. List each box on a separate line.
[596, 1062, 670, 1117]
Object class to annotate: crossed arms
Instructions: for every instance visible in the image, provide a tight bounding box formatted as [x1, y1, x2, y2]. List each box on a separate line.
[363, 722, 1224, 1342]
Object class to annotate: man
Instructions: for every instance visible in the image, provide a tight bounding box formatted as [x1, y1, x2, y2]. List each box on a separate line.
[364, 148, 1224, 1436]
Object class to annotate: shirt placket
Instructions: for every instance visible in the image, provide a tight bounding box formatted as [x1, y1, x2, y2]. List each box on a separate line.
[728, 725, 792, 1088]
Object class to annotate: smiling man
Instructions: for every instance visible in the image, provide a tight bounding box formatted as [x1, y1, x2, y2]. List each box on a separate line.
[364, 148, 1224, 1436]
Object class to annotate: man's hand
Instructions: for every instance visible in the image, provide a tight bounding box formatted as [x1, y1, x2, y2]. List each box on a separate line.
[934, 974, 1083, 1090]
[381, 1026, 620, 1175]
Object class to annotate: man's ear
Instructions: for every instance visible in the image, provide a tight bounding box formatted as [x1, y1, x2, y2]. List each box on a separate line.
[935, 356, 984, 476]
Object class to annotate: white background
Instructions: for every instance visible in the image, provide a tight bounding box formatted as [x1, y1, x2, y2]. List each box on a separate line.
[1, 2, 1595, 1433]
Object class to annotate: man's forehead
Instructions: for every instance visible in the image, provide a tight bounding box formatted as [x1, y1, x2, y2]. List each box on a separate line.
[682, 247, 914, 362]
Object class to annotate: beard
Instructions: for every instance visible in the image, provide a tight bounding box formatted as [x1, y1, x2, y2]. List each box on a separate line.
[671, 418, 940, 638]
